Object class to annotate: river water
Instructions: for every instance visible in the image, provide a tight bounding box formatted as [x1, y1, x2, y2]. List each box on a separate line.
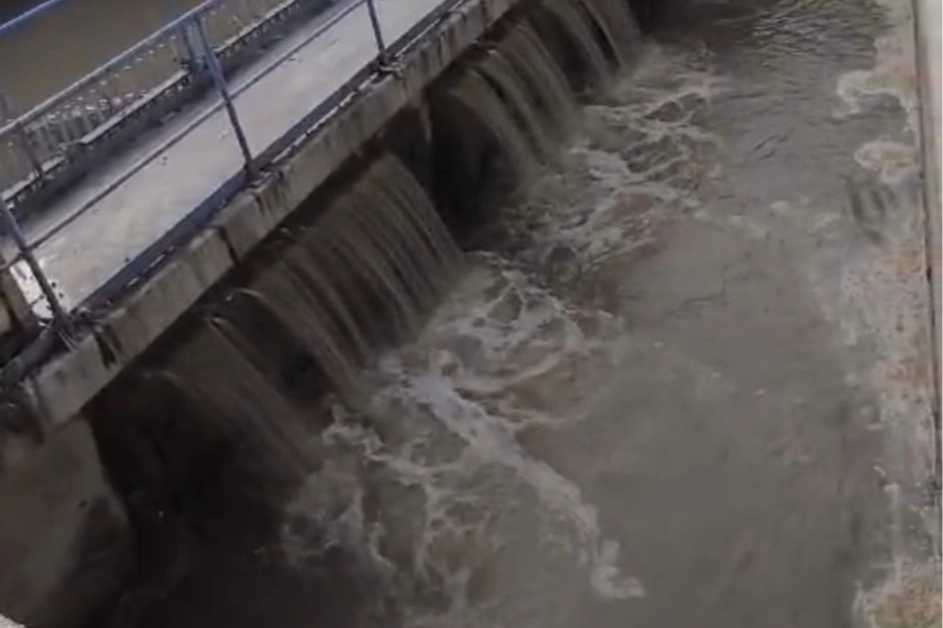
[316, 1, 932, 623]
[80, 0, 935, 626]
[0, 0, 207, 113]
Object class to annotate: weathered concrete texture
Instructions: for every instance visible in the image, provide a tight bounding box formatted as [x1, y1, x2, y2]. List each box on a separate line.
[0, 419, 129, 628]
[914, 0, 941, 400]
[17, 0, 518, 430]
[0, 252, 34, 353]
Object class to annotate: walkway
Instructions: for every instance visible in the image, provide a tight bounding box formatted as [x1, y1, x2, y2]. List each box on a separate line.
[9, 0, 444, 314]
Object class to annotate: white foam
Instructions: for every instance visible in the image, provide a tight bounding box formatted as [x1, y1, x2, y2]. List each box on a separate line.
[836, 2, 921, 186]
[281, 258, 644, 620]
[279, 41, 728, 626]
[854, 139, 920, 185]
[404, 373, 644, 600]
[835, 0, 919, 135]
[503, 53, 722, 289]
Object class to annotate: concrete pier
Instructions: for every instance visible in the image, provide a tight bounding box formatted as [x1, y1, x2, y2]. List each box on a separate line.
[0, 419, 129, 627]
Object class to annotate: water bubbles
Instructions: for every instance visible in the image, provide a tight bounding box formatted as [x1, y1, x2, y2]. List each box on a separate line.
[279, 30, 723, 628]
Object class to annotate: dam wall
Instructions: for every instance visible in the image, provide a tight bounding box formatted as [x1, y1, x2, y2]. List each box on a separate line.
[0, 0, 648, 624]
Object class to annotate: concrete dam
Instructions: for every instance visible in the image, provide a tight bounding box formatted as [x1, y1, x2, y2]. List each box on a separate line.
[0, 0, 938, 626]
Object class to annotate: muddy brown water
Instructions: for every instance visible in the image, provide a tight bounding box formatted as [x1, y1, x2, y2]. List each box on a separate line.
[6, 0, 938, 626]
[0, 0, 201, 113]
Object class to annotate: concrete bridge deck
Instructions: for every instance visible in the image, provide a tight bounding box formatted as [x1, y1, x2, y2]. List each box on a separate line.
[916, 0, 941, 400]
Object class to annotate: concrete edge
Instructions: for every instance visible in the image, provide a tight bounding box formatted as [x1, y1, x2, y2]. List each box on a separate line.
[19, 0, 517, 429]
[913, 0, 943, 485]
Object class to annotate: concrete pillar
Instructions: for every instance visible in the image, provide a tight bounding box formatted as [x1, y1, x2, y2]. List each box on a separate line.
[0, 251, 34, 338]
[0, 418, 130, 628]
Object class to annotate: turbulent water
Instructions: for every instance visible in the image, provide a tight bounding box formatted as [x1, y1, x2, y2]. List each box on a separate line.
[110, 0, 937, 626]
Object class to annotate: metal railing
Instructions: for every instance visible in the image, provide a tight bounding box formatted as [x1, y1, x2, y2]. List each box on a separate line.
[0, 0, 328, 330]
[0, 23, 188, 188]
[0, 0, 329, 213]
[0, 0, 461, 356]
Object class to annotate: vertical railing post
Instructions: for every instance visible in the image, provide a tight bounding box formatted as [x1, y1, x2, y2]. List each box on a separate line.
[191, 16, 256, 180]
[365, 0, 388, 65]
[0, 92, 45, 185]
[0, 196, 68, 329]
[174, 12, 199, 73]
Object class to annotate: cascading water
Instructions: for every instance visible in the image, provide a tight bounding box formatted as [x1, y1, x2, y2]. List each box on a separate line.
[500, 23, 577, 136]
[149, 154, 462, 481]
[117, 3, 654, 622]
[536, 0, 614, 87]
[275, 0, 660, 620]
[163, 319, 318, 481]
[446, 70, 542, 183]
[474, 54, 558, 159]
[577, 0, 642, 65]
[96, 0, 936, 624]
[439, 0, 633, 187]
[249, 155, 461, 396]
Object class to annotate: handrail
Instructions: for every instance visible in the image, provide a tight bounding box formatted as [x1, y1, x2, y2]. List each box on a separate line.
[21, 0, 369, 260]
[0, 0, 456, 353]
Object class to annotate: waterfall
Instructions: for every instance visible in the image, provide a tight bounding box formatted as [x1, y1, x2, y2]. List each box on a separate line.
[442, 15, 585, 185]
[474, 55, 557, 159]
[147, 154, 461, 479]
[573, 0, 641, 68]
[538, 0, 613, 86]
[88, 3, 655, 622]
[251, 155, 461, 396]
[502, 22, 577, 136]
[162, 318, 318, 481]
[474, 18, 585, 159]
